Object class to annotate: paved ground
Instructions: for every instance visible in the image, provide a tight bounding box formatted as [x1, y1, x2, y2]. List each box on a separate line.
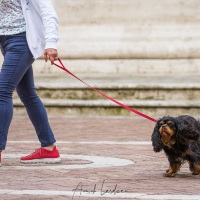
[0, 115, 200, 200]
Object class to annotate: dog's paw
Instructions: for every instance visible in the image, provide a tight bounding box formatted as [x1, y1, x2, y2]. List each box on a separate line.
[163, 172, 176, 177]
[192, 171, 199, 175]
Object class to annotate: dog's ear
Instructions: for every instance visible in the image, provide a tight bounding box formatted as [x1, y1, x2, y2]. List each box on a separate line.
[151, 120, 163, 152]
[177, 118, 200, 142]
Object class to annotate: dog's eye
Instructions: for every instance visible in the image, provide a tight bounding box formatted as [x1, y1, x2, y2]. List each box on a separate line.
[167, 121, 171, 125]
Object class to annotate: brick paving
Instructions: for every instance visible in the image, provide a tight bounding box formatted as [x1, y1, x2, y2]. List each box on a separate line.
[0, 115, 200, 200]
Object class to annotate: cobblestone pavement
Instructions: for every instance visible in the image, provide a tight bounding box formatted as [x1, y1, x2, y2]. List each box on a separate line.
[0, 115, 200, 200]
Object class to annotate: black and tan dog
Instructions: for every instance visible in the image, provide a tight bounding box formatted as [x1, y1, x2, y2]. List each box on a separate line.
[151, 115, 200, 177]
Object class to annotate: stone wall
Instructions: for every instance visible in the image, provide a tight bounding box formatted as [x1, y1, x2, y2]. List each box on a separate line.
[53, 0, 200, 58]
[1, 0, 200, 74]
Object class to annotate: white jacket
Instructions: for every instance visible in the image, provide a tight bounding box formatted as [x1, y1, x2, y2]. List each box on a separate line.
[20, 0, 59, 59]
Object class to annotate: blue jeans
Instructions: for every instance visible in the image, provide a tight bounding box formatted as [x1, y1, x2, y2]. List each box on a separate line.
[0, 32, 56, 150]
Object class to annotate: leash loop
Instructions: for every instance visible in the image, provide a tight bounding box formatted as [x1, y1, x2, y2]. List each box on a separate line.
[53, 58, 157, 123]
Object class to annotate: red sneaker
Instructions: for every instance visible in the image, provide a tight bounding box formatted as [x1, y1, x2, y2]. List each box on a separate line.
[20, 146, 61, 163]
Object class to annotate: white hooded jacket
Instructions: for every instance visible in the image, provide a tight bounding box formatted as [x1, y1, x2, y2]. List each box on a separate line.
[20, 0, 59, 59]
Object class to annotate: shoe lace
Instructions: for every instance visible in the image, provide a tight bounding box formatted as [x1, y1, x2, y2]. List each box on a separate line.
[27, 148, 42, 157]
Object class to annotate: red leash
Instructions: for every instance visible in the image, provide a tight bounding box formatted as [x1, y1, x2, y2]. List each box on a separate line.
[53, 58, 157, 123]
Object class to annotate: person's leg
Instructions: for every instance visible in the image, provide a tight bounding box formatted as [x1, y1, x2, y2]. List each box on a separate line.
[0, 33, 34, 150]
[16, 67, 60, 163]
[16, 66, 56, 148]
[0, 33, 60, 163]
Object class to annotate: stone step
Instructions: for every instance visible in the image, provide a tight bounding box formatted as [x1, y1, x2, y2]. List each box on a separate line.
[53, 0, 199, 27]
[13, 99, 200, 118]
[12, 74, 200, 117]
[56, 25, 200, 59]
[32, 58, 200, 75]
[32, 23, 200, 75]
[13, 74, 200, 101]
[13, 85, 200, 101]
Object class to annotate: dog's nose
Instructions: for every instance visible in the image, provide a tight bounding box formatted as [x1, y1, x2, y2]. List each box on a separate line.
[161, 124, 167, 130]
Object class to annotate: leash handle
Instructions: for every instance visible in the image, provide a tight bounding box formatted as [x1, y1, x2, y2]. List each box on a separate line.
[53, 58, 157, 123]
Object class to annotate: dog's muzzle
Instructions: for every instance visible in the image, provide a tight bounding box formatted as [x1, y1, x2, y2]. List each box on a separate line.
[161, 124, 167, 130]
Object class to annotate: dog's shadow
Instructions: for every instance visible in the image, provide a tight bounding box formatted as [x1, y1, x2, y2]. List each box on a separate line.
[166, 173, 200, 179]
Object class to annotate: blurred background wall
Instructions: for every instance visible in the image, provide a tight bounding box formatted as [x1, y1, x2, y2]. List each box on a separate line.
[1, 0, 200, 75]
[39, 0, 200, 75]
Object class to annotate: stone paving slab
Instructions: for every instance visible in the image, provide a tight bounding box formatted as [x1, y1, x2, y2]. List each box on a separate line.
[0, 115, 200, 200]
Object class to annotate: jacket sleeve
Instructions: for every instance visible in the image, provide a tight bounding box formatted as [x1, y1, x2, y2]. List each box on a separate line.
[34, 0, 59, 49]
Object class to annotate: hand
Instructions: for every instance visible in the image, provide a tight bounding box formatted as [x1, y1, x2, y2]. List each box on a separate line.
[44, 48, 58, 64]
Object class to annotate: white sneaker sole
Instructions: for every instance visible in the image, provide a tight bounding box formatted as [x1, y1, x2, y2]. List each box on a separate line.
[20, 157, 61, 164]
